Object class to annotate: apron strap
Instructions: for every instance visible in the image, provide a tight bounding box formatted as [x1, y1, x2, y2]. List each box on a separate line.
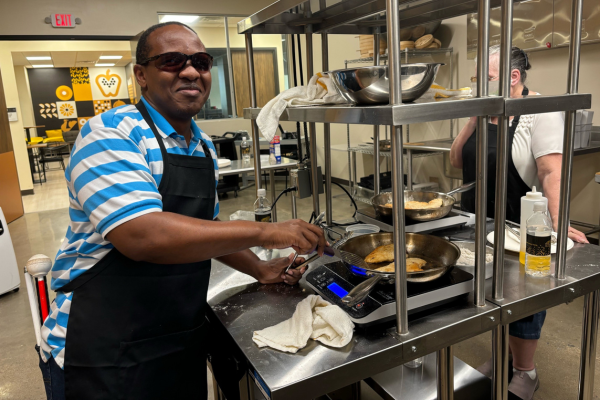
[135, 101, 171, 179]
[135, 100, 213, 162]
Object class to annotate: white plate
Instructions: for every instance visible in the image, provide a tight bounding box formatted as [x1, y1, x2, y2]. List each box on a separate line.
[486, 231, 574, 254]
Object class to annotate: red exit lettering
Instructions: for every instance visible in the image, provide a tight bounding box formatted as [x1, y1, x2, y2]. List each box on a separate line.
[52, 14, 73, 27]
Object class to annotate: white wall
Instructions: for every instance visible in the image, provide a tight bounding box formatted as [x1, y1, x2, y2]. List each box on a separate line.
[0, 0, 276, 37]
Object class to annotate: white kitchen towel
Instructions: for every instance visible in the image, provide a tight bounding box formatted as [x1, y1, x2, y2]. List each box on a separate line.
[419, 83, 472, 101]
[252, 295, 355, 353]
[256, 73, 348, 142]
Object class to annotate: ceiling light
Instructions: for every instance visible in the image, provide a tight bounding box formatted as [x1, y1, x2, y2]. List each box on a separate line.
[160, 14, 199, 23]
[32, 64, 54, 68]
[95, 63, 115, 67]
[26, 56, 52, 61]
[99, 55, 123, 60]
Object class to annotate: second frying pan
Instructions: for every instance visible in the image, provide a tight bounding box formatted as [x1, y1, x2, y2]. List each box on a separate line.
[371, 182, 475, 222]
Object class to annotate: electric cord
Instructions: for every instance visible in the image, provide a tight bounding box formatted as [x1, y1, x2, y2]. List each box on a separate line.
[271, 186, 297, 209]
[329, 181, 358, 218]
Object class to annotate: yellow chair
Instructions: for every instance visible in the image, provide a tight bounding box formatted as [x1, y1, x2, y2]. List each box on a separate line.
[43, 129, 65, 144]
[28, 137, 44, 145]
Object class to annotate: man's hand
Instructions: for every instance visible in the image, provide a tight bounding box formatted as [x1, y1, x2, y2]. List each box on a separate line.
[259, 219, 327, 256]
[255, 253, 309, 285]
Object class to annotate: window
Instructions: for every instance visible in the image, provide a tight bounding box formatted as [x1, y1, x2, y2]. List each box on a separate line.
[157, 14, 290, 121]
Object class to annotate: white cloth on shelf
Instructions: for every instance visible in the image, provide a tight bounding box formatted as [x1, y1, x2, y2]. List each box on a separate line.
[252, 295, 354, 353]
[217, 158, 231, 168]
[256, 73, 347, 142]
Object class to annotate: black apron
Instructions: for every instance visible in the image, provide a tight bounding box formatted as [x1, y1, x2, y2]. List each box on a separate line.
[461, 87, 531, 224]
[62, 101, 215, 400]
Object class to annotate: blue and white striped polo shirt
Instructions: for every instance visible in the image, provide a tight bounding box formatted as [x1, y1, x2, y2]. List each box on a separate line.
[39, 97, 219, 368]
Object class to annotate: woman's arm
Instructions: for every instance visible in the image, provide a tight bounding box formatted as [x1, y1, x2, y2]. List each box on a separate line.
[536, 154, 589, 243]
[450, 117, 477, 168]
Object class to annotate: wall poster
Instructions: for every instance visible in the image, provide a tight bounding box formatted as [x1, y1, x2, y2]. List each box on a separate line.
[27, 66, 132, 135]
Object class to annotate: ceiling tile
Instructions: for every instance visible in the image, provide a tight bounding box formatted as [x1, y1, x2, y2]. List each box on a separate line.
[76, 51, 103, 62]
[12, 53, 29, 66]
[51, 51, 77, 68]
[22, 51, 52, 58]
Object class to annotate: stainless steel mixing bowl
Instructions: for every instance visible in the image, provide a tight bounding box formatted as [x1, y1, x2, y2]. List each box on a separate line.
[328, 63, 444, 105]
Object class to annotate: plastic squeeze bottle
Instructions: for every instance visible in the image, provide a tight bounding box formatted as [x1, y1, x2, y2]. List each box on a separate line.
[525, 202, 552, 277]
[519, 186, 548, 264]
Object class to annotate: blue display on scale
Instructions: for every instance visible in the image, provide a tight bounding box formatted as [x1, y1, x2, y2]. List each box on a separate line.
[327, 282, 348, 298]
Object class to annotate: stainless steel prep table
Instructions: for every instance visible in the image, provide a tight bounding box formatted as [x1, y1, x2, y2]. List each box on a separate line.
[206, 224, 600, 400]
[207, 255, 500, 400]
[218, 155, 298, 221]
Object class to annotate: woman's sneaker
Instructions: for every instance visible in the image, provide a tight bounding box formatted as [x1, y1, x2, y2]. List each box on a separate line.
[508, 369, 539, 400]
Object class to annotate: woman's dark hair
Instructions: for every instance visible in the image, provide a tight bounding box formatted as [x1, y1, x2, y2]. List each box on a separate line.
[489, 45, 532, 82]
[510, 46, 531, 82]
[136, 22, 197, 63]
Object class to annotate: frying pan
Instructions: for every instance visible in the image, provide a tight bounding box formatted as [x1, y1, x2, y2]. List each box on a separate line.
[337, 232, 461, 306]
[371, 182, 475, 222]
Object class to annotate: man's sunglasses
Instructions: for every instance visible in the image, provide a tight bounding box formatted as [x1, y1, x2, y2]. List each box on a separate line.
[138, 52, 213, 72]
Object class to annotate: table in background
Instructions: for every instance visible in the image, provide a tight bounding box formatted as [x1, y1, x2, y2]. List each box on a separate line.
[23, 125, 45, 142]
[218, 155, 298, 221]
[26, 143, 48, 184]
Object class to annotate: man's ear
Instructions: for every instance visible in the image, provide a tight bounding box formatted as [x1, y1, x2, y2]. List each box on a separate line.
[134, 64, 148, 90]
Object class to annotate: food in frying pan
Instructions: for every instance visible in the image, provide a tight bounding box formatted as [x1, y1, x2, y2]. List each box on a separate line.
[405, 198, 443, 209]
[364, 244, 395, 263]
[383, 198, 444, 210]
[375, 258, 427, 273]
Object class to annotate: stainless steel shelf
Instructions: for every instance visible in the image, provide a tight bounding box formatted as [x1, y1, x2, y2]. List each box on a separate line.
[237, 0, 511, 35]
[504, 93, 591, 116]
[245, 94, 592, 126]
[244, 97, 503, 126]
[349, 144, 443, 159]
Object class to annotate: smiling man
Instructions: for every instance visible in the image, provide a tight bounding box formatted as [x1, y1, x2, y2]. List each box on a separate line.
[37, 22, 326, 400]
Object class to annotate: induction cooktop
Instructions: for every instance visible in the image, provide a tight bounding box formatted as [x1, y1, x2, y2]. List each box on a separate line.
[306, 261, 473, 327]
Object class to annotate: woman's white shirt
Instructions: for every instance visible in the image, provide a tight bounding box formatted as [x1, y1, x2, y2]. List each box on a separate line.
[510, 93, 564, 188]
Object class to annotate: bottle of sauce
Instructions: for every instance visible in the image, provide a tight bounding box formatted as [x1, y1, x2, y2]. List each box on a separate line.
[269, 136, 281, 165]
[525, 202, 552, 277]
[254, 189, 272, 222]
[519, 186, 547, 264]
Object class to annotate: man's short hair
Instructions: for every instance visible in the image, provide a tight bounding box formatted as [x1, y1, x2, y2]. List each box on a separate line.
[136, 22, 198, 63]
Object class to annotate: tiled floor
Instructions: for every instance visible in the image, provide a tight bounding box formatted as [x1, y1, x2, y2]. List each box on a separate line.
[1, 171, 598, 399]
[22, 166, 70, 214]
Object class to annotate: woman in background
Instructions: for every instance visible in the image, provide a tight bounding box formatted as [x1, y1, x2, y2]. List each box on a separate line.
[450, 45, 588, 400]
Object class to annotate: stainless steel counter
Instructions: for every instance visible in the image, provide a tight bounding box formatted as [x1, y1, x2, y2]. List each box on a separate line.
[207, 223, 600, 399]
[207, 255, 499, 400]
[485, 244, 600, 324]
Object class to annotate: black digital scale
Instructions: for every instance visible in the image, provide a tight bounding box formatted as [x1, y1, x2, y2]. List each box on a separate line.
[306, 261, 474, 327]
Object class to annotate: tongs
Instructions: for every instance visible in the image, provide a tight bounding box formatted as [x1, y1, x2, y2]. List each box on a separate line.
[284, 212, 326, 273]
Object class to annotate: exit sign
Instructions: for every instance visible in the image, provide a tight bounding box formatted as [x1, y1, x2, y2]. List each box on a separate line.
[51, 14, 75, 28]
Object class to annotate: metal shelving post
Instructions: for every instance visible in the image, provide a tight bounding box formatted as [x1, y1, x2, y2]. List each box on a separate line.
[304, 5, 321, 218]
[556, 0, 584, 280]
[373, 31, 381, 196]
[386, 0, 408, 337]
[491, 0, 514, 397]
[320, 0, 333, 226]
[244, 34, 262, 195]
[474, 0, 490, 308]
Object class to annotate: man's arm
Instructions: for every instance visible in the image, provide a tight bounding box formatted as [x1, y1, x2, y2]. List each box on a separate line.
[106, 212, 326, 264]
